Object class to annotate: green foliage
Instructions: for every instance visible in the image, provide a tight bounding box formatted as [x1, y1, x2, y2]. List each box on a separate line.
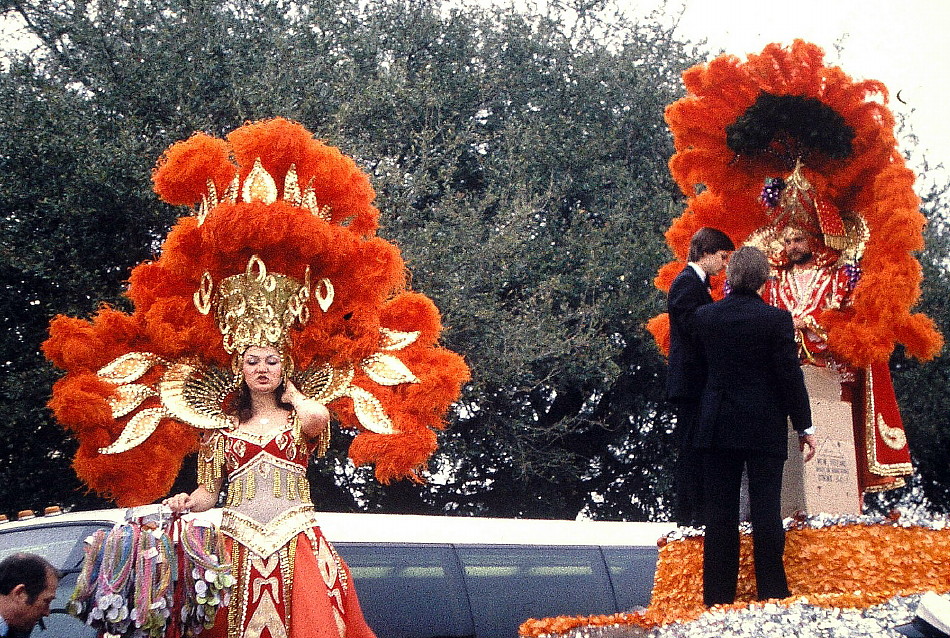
[0, 58, 162, 515]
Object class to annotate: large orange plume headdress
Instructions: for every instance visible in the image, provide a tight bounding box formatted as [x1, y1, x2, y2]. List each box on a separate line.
[43, 117, 470, 506]
[647, 40, 942, 366]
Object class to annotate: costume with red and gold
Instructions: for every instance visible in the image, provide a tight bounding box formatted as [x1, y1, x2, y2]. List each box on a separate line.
[750, 174, 912, 491]
[196, 425, 373, 638]
[646, 41, 943, 498]
[43, 118, 470, 638]
[764, 250, 854, 376]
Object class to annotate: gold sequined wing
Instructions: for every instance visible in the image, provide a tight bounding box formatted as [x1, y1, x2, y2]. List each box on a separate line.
[159, 360, 236, 431]
[98, 354, 234, 454]
[294, 363, 354, 404]
[293, 357, 409, 435]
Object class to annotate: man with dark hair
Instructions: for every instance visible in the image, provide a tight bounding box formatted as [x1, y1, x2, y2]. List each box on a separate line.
[692, 246, 815, 606]
[666, 226, 734, 526]
[0, 553, 58, 637]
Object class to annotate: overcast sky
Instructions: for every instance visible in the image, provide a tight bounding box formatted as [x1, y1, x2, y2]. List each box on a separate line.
[638, 0, 950, 185]
[3, 1, 948, 184]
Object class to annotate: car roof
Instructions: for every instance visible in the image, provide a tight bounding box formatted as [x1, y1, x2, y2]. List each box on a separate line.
[2, 507, 674, 547]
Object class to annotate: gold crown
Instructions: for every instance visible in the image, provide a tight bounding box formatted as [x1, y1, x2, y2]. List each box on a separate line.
[196, 158, 332, 225]
[194, 255, 332, 359]
[771, 160, 848, 251]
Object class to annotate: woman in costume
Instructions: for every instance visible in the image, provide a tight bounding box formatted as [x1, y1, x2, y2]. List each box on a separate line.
[43, 117, 469, 638]
[165, 344, 376, 638]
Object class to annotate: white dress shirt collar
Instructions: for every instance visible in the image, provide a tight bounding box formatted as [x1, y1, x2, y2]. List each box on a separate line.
[687, 262, 706, 283]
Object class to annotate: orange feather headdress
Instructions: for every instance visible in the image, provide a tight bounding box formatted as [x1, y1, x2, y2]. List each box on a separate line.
[43, 118, 470, 506]
[647, 40, 942, 366]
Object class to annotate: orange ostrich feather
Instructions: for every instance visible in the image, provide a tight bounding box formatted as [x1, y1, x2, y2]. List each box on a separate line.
[44, 117, 470, 506]
[648, 40, 942, 364]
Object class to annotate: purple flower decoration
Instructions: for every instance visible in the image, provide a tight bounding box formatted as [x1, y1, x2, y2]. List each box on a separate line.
[843, 262, 862, 289]
[760, 176, 785, 208]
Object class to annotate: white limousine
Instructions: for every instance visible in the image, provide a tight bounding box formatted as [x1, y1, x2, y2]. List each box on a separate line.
[0, 507, 673, 638]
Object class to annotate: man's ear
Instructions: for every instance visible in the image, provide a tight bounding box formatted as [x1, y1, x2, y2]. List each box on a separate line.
[9, 582, 29, 602]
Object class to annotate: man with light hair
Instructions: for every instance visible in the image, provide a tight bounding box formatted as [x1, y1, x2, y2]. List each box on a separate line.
[692, 245, 815, 606]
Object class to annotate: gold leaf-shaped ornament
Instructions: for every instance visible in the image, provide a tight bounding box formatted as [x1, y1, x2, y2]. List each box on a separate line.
[348, 385, 398, 434]
[197, 196, 210, 226]
[99, 407, 168, 454]
[242, 158, 278, 204]
[98, 352, 166, 385]
[302, 185, 332, 222]
[107, 384, 157, 418]
[222, 174, 240, 204]
[379, 328, 420, 351]
[197, 178, 219, 226]
[284, 164, 302, 207]
[361, 353, 419, 386]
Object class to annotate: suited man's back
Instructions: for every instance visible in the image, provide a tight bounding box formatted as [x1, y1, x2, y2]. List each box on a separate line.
[692, 291, 811, 457]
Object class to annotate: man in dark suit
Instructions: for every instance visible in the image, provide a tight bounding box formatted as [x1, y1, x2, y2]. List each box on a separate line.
[666, 227, 734, 526]
[692, 246, 816, 606]
[0, 553, 58, 637]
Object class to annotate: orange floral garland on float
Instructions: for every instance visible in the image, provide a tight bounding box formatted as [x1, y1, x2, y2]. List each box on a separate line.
[519, 515, 950, 637]
[645, 39, 942, 365]
[43, 118, 470, 506]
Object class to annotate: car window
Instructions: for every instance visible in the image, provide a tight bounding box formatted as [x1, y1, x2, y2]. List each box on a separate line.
[601, 545, 659, 610]
[0, 523, 111, 638]
[457, 545, 614, 638]
[0, 523, 111, 572]
[336, 542, 475, 638]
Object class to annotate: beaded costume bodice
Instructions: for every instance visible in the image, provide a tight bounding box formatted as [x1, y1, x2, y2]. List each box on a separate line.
[765, 264, 854, 374]
[199, 425, 317, 557]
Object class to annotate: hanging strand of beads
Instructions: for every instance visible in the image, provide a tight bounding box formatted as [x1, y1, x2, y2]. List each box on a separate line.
[68, 529, 108, 622]
[92, 523, 140, 635]
[178, 517, 234, 634]
[131, 523, 176, 637]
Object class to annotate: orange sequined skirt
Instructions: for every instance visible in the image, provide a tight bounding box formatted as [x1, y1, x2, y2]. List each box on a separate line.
[204, 527, 376, 638]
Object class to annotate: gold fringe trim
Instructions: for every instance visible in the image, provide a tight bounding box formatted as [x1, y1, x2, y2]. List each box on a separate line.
[197, 431, 226, 491]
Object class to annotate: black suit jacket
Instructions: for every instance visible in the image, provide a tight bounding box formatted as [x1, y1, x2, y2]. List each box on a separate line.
[666, 265, 713, 402]
[692, 291, 812, 458]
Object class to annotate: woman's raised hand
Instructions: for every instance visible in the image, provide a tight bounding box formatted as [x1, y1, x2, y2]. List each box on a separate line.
[281, 378, 304, 405]
[163, 492, 194, 513]
[281, 379, 330, 438]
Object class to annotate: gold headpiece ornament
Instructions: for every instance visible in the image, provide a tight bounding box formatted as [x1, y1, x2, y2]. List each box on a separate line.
[197, 158, 332, 225]
[194, 255, 317, 366]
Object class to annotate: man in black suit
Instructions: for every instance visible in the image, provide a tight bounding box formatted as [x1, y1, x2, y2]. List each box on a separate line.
[692, 246, 816, 606]
[666, 227, 734, 526]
